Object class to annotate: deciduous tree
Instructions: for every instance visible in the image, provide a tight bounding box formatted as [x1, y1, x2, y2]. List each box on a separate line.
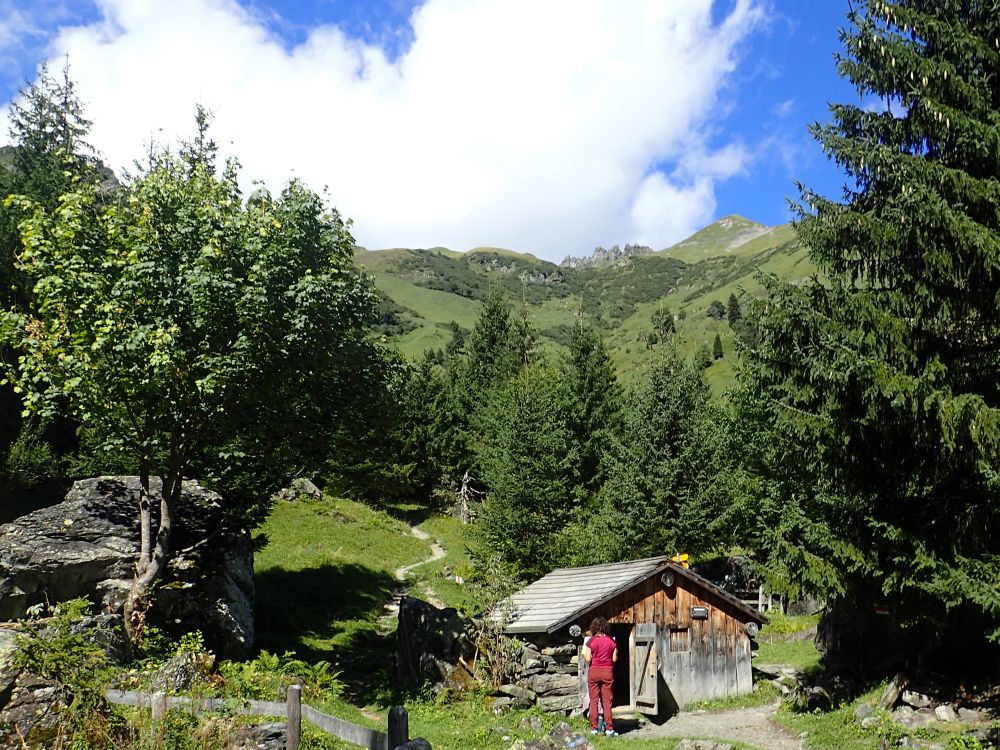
[2, 110, 378, 639]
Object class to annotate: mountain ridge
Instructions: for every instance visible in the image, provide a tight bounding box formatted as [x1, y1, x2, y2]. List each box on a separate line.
[358, 215, 810, 391]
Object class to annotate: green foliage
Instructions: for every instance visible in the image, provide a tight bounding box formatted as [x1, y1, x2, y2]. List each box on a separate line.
[477, 367, 579, 579]
[740, 0, 1000, 667]
[651, 304, 675, 338]
[693, 343, 713, 370]
[218, 650, 343, 703]
[726, 293, 742, 326]
[2, 418, 58, 486]
[762, 612, 820, 638]
[0, 60, 102, 484]
[1, 110, 384, 625]
[461, 287, 523, 396]
[712, 333, 724, 360]
[592, 348, 746, 563]
[706, 299, 726, 320]
[566, 318, 620, 494]
[13, 597, 111, 724]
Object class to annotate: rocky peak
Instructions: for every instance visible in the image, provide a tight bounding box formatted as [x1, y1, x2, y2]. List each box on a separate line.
[560, 243, 653, 269]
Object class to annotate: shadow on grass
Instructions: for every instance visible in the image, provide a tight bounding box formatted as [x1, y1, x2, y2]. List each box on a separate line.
[378, 499, 442, 528]
[254, 561, 403, 704]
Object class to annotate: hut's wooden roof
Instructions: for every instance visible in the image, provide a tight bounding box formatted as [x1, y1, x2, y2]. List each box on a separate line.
[501, 555, 768, 634]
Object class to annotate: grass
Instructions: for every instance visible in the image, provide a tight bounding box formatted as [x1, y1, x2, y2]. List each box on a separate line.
[254, 502, 911, 750]
[756, 639, 824, 672]
[409, 514, 481, 612]
[687, 679, 782, 712]
[360, 215, 813, 387]
[254, 495, 429, 703]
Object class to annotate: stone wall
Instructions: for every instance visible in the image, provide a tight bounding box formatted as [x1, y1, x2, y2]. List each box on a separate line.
[489, 634, 582, 715]
[396, 598, 583, 715]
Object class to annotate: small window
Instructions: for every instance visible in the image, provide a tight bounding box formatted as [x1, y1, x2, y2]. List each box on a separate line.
[669, 627, 690, 653]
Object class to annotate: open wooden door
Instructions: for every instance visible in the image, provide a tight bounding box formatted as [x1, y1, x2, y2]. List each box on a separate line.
[632, 623, 658, 714]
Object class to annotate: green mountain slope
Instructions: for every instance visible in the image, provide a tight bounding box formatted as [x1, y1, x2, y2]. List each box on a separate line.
[359, 215, 812, 390]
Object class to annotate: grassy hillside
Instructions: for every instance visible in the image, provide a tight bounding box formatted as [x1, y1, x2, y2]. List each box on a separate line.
[358, 216, 810, 394]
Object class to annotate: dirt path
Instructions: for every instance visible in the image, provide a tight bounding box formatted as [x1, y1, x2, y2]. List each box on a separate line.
[379, 525, 447, 630]
[394, 525, 446, 581]
[626, 702, 804, 750]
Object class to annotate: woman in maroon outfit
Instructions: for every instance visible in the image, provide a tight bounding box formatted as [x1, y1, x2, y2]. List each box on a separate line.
[582, 616, 618, 736]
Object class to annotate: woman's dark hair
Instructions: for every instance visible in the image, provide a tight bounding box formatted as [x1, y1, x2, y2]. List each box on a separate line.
[590, 616, 609, 635]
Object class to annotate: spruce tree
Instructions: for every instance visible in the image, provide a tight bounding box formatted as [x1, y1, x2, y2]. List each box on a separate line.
[1, 60, 101, 482]
[596, 348, 732, 561]
[566, 318, 619, 493]
[477, 367, 579, 579]
[712, 333, 724, 360]
[726, 293, 742, 326]
[742, 0, 1000, 672]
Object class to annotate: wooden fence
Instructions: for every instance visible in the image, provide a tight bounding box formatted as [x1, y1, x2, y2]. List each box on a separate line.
[105, 685, 415, 750]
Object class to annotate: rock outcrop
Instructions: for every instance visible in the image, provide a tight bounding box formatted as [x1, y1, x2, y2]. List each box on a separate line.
[0, 476, 254, 658]
[560, 243, 653, 269]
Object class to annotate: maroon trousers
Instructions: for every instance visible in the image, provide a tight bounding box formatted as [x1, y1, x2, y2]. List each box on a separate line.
[588, 666, 614, 731]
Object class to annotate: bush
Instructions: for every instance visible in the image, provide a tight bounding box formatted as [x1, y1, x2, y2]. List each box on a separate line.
[13, 598, 112, 732]
[3, 421, 58, 485]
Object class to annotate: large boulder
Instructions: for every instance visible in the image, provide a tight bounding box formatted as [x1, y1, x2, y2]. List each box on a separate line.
[0, 673, 65, 750]
[0, 476, 254, 658]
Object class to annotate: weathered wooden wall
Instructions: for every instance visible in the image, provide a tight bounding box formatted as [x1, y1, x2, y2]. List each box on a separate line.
[577, 574, 754, 708]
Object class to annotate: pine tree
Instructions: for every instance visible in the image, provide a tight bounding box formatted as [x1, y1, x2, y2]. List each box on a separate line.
[742, 0, 1000, 673]
[712, 333, 724, 360]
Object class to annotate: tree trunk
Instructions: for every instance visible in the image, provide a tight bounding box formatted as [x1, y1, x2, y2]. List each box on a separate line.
[124, 468, 178, 643]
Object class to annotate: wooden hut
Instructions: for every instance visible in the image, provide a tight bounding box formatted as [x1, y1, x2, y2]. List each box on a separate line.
[503, 556, 768, 716]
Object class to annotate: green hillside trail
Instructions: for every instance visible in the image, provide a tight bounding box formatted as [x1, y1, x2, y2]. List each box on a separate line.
[627, 701, 804, 750]
[379, 525, 447, 632]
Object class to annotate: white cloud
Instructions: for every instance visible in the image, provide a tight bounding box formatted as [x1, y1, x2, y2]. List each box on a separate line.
[4, 0, 765, 261]
[773, 98, 794, 118]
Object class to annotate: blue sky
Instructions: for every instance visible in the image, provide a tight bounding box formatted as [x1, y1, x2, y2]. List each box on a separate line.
[0, 0, 860, 261]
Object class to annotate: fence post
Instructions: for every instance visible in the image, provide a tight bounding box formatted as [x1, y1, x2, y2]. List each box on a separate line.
[286, 685, 301, 750]
[151, 691, 167, 721]
[388, 706, 409, 749]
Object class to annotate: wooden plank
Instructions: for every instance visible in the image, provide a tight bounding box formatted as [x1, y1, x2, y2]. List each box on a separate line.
[107, 688, 389, 749]
[388, 707, 408, 750]
[726, 615, 740, 695]
[287, 685, 301, 750]
[736, 628, 752, 694]
[151, 692, 167, 721]
[302, 704, 388, 750]
[708, 609, 719, 699]
[633, 623, 657, 713]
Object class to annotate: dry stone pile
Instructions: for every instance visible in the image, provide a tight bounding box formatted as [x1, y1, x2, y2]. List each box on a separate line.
[396, 597, 584, 714]
[491, 639, 582, 714]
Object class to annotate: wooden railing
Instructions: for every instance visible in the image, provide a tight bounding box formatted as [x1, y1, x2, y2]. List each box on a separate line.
[105, 685, 416, 750]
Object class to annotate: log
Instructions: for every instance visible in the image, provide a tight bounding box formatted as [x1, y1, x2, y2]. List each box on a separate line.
[878, 673, 908, 711]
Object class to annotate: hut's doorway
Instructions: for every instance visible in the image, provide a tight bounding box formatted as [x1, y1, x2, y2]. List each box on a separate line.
[610, 623, 633, 707]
